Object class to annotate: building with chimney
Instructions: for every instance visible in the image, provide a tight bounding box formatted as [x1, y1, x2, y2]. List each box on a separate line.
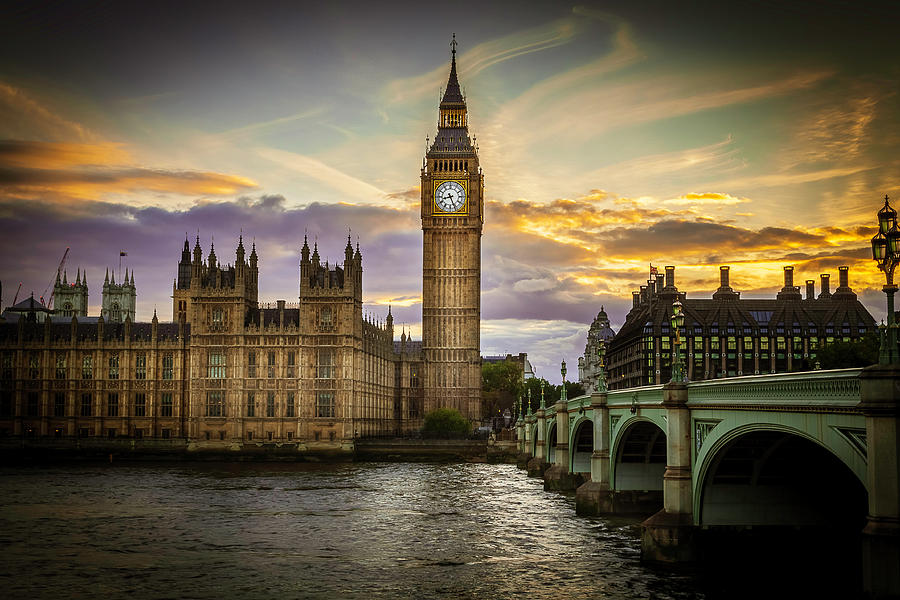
[606, 265, 876, 390]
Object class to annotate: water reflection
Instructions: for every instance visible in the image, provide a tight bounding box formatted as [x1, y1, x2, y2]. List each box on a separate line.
[0, 463, 703, 599]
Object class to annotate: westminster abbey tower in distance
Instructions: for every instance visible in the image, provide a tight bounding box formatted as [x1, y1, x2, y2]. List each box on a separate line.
[0, 41, 484, 451]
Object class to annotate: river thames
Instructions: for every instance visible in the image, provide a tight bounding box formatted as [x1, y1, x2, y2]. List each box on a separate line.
[0, 461, 712, 599]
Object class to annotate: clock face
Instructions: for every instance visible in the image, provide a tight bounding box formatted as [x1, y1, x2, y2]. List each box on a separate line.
[434, 180, 466, 213]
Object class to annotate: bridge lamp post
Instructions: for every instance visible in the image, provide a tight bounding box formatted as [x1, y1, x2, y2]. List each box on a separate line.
[597, 341, 608, 393]
[560, 360, 567, 403]
[670, 299, 686, 383]
[870, 194, 900, 364]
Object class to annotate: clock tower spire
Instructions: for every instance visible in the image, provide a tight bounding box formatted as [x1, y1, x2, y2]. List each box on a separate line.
[421, 36, 483, 423]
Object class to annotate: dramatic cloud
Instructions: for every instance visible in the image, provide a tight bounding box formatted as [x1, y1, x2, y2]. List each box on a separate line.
[1, 1, 897, 381]
[0, 140, 258, 205]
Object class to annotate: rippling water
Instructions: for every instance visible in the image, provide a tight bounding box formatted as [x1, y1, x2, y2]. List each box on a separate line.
[0, 462, 704, 599]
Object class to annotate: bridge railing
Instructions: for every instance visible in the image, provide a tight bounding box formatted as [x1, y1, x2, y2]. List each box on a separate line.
[564, 368, 864, 414]
[687, 368, 862, 409]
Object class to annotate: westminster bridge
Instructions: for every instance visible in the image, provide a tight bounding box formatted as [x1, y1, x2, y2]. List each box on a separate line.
[516, 365, 900, 598]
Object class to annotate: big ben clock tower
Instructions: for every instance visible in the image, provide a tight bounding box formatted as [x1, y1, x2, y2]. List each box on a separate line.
[421, 36, 484, 423]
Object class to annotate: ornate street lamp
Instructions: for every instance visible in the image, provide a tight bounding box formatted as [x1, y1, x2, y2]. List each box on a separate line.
[596, 340, 608, 393]
[560, 360, 567, 403]
[871, 195, 900, 364]
[670, 299, 686, 382]
[526, 388, 532, 416]
[540, 379, 546, 409]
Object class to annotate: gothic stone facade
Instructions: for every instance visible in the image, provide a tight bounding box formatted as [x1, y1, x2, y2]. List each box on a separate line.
[0, 235, 424, 450]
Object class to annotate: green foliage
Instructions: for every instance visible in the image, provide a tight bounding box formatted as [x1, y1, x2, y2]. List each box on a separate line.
[481, 360, 524, 397]
[482, 360, 526, 418]
[816, 334, 879, 369]
[520, 378, 586, 412]
[422, 408, 470, 437]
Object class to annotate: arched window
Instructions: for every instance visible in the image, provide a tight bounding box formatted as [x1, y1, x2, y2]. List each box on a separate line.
[110, 302, 121, 323]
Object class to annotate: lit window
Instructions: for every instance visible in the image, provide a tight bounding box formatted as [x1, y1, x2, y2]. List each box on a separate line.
[317, 349, 334, 379]
[316, 392, 334, 418]
[208, 353, 225, 379]
[162, 354, 174, 380]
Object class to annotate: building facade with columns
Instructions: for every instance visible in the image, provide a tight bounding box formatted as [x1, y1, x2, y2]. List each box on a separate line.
[606, 265, 876, 389]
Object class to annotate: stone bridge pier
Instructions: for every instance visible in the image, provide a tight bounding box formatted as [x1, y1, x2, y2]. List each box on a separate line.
[859, 364, 900, 598]
[640, 382, 697, 562]
[575, 391, 611, 514]
[526, 403, 549, 477]
[544, 396, 584, 491]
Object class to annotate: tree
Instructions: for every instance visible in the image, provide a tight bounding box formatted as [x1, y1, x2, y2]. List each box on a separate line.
[481, 360, 524, 417]
[422, 408, 470, 438]
[816, 334, 879, 369]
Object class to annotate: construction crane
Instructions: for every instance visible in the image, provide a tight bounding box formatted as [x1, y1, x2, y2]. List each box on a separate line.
[40, 247, 70, 308]
[11, 282, 22, 307]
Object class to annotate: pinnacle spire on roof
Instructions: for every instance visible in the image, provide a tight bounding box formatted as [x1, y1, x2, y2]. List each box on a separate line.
[440, 33, 464, 106]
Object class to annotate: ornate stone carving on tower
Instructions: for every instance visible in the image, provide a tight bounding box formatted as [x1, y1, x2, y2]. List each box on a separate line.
[53, 268, 89, 317]
[171, 234, 259, 332]
[101, 267, 136, 323]
[421, 35, 484, 422]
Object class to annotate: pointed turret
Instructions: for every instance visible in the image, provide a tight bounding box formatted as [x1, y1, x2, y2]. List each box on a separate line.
[193, 233, 202, 264]
[75, 268, 81, 286]
[130, 270, 135, 287]
[312, 242, 320, 265]
[429, 34, 473, 154]
[208, 239, 218, 269]
[301, 235, 310, 263]
[344, 233, 354, 264]
[250, 241, 258, 267]
[62, 270, 67, 285]
[441, 33, 463, 105]
[354, 241, 361, 262]
[236, 233, 245, 265]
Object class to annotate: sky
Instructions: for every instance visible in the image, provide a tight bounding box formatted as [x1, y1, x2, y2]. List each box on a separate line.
[1, 0, 898, 383]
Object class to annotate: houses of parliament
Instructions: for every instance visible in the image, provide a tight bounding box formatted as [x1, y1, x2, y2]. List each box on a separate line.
[0, 42, 484, 451]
